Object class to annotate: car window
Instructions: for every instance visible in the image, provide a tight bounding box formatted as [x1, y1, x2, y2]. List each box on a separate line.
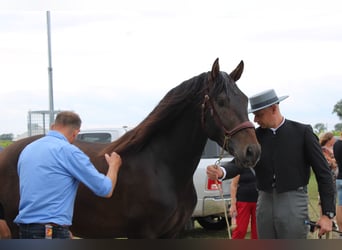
[77, 132, 113, 143]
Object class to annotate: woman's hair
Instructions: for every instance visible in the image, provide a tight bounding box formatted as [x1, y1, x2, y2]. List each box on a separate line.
[319, 132, 334, 146]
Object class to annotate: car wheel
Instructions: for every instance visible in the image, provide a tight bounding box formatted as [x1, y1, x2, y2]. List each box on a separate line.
[196, 215, 230, 230]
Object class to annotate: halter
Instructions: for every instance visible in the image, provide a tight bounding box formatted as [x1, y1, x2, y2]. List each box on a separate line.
[200, 73, 255, 240]
[201, 74, 255, 141]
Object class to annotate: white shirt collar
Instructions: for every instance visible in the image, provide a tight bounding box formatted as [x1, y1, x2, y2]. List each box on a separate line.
[270, 117, 285, 134]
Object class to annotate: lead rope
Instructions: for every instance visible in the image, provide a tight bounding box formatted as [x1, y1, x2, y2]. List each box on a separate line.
[214, 135, 232, 239]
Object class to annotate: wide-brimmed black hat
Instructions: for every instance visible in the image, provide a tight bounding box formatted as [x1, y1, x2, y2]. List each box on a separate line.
[248, 89, 289, 113]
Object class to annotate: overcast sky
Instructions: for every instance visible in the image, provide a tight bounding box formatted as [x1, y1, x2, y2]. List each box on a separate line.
[1, 0, 341, 137]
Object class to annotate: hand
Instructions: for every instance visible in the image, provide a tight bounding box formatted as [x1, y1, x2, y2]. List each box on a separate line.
[104, 152, 122, 198]
[206, 165, 223, 180]
[105, 152, 122, 171]
[316, 215, 333, 237]
[0, 219, 11, 239]
[229, 204, 237, 218]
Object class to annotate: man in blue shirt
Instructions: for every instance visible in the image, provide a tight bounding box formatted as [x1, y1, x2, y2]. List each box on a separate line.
[14, 111, 122, 239]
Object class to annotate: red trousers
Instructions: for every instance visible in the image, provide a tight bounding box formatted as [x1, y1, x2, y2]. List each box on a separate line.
[232, 201, 258, 239]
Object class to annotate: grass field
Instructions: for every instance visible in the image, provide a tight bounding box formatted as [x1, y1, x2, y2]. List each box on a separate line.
[182, 171, 339, 239]
[0, 140, 12, 148]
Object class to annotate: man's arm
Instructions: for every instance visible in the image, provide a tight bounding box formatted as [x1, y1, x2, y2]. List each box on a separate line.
[304, 126, 335, 236]
[306, 128, 335, 215]
[229, 175, 240, 217]
[104, 152, 122, 198]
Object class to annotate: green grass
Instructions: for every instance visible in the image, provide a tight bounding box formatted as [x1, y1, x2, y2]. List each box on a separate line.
[0, 140, 12, 148]
[308, 170, 320, 221]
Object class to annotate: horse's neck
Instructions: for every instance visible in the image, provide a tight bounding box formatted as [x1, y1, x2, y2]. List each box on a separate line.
[154, 113, 208, 177]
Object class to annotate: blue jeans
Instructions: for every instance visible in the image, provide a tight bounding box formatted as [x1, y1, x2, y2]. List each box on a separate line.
[18, 223, 71, 239]
[336, 179, 342, 206]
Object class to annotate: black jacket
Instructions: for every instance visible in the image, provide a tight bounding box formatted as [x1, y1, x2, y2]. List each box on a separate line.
[222, 119, 335, 215]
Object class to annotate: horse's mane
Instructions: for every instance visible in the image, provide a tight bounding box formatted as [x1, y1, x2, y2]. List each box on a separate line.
[100, 73, 209, 156]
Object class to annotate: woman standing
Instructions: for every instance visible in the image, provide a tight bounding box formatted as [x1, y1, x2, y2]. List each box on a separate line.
[320, 132, 338, 179]
[229, 167, 258, 239]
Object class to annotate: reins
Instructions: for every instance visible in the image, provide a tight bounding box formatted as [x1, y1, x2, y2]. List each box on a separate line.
[201, 73, 254, 239]
[214, 135, 232, 239]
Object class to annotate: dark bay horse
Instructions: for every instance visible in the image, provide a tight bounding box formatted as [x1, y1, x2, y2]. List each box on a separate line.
[0, 58, 261, 238]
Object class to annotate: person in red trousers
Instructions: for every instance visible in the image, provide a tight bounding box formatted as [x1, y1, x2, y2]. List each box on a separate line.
[229, 167, 258, 239]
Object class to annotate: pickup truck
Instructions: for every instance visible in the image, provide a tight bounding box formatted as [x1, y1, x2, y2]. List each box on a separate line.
[76, 128, 232, 230]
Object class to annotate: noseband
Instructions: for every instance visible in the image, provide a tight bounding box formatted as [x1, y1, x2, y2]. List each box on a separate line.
[201, 75, 255, 139]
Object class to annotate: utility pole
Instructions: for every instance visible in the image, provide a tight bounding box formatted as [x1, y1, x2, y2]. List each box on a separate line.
[46, 11, 54, 127]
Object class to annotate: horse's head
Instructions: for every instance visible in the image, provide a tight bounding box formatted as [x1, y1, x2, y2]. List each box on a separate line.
[202, 58, 261, 168]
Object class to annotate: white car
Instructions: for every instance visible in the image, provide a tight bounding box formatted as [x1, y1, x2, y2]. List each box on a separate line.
[77, 128, 232, 230]
[76, 127, 130, 143]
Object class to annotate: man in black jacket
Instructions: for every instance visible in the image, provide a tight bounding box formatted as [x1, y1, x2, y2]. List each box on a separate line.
[207, 89, 335, 239]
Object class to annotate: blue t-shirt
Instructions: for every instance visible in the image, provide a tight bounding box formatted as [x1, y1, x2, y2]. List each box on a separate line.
[14, 130, 112, 226]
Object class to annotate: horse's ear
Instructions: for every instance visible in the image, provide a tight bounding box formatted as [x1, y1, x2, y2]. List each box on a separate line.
[211, 58, 220, 80]
[229, 60, 244, 82]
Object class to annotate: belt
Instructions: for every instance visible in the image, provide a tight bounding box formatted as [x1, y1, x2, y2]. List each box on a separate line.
[263, 185, 307, 193]
[296, 186, 307, 192]
[19, 223, 69, 228]
[45, 223, 68, 228]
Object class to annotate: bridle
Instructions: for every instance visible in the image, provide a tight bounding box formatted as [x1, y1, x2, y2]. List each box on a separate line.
[201, 74, 255, 141]
[201, 74, 255, 239]
[200, 73, 255, 239]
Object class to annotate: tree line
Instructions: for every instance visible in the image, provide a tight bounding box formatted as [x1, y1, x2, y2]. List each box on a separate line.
[0, 133, 14, 141]
[1, 100, 342, 142]
[314, 99, 342, 134]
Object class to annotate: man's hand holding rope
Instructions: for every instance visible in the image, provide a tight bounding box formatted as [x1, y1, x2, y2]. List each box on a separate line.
[206, 164, 224, 181]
